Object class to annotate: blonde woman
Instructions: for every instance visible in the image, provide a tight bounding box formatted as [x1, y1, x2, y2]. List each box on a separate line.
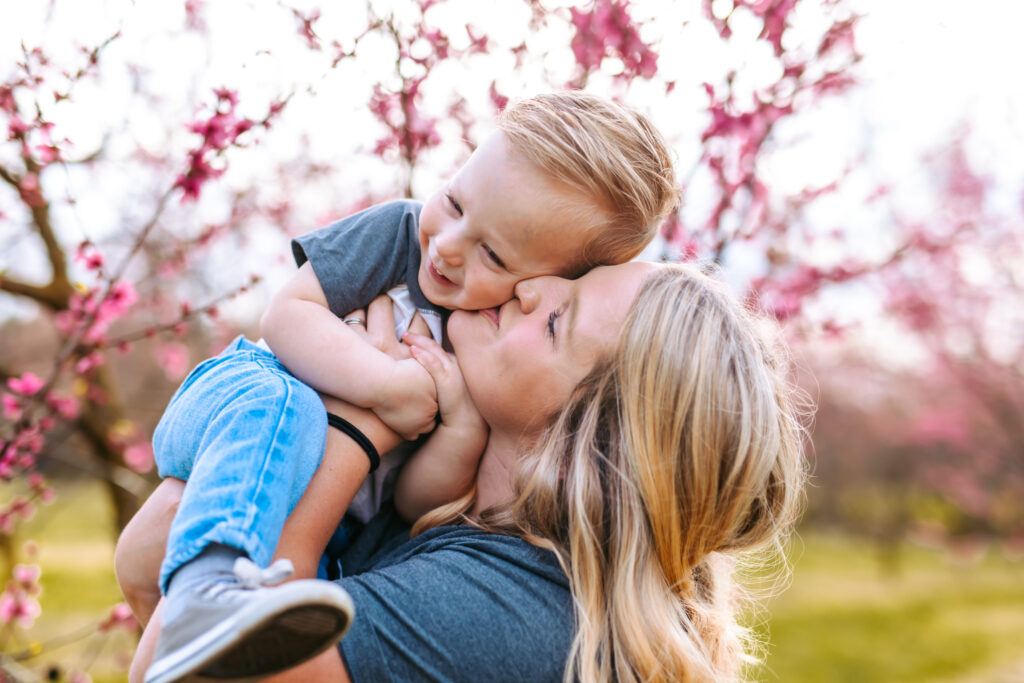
[125, 260, 806, 682]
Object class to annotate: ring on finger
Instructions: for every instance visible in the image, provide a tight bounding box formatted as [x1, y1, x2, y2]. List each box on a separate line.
[343, 317, 365, 326]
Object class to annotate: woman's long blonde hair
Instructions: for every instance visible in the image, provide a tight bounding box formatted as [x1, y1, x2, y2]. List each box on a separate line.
[416, 264, 807, 682]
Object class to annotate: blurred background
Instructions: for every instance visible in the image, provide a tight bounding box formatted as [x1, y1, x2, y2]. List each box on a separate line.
[1, 0, 1022, 681]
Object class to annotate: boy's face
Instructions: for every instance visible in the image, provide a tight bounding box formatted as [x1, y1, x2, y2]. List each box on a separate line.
[417, 132, 600, 311]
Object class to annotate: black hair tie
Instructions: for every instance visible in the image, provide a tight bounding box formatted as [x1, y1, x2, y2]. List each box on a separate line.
[326, 412, 380, 472]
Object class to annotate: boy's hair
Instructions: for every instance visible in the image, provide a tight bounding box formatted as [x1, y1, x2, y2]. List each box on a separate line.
[497, 90, 679, 270]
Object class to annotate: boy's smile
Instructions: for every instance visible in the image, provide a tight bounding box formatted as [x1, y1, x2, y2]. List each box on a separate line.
[417, 131, 603, 311]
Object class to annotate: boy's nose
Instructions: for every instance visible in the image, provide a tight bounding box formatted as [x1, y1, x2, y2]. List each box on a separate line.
[514, 279, 541, 314]
[434, 229, 464, 266]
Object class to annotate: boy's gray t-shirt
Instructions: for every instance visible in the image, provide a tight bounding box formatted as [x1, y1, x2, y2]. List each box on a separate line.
[336, 506, 574, 682]
[291, 198, 446, 343]
[291, 199, 447, 520]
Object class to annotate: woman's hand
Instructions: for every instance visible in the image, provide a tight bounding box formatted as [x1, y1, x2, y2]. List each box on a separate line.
[342, 296, 438, 440]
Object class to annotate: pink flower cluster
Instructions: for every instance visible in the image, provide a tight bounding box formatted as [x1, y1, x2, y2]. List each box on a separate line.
[702, 0, 796, 56]
[569, 0, 658, 80]
[752, 262, 860, 321]
[174, 88, 256, 202]
[55, 276, 138, 347]
[370, 81, 440, 161]
[74, 240, 105, 272]
[98, 602, 138, 633]
[2, 372, 77, 480]
[0, 564, 42, 629]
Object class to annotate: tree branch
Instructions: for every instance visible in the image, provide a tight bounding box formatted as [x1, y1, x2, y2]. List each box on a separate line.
[0, 274, 68, 310]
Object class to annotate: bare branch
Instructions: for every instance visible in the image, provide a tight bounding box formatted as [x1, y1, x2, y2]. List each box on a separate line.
[0, 274, 68, 309]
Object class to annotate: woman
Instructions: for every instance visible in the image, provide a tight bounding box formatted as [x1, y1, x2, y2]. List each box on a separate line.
[122, 260, 806, 682]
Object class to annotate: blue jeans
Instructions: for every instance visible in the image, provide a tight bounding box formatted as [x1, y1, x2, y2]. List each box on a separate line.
[154, 336, 327, 593]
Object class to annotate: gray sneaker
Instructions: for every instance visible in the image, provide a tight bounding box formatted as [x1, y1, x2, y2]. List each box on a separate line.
[144, 557, 354, 683]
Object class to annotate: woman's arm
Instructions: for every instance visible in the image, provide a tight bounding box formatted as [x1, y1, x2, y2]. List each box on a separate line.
[272, 395, 400, 578]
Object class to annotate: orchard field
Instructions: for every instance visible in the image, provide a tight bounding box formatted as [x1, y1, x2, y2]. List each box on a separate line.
[3, 0, 1022, 680]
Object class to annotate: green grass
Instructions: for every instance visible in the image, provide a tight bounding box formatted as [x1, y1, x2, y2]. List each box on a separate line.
[754, 534, 1024, 682]
[4, 482, 1024, 682]
[1, 479, 133, 683]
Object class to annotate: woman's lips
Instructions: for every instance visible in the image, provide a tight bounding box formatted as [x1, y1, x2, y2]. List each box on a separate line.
[480, 307, 500, 328]
[428, 260, 456, 288]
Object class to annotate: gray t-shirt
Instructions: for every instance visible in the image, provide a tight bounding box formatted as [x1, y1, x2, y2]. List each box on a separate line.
[291, 200, 447, 520]
[337, 507, 574, 682]
[292, 199, 446, 342]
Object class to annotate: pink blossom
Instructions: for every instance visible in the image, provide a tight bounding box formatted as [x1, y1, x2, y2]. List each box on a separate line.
[157, 342, 190, 381]
[8, 372, 44, 396]
[174, 149, 225, 202]
[46, 392, 79, 420]
[35, 143, 62, 163]
[18, 172, 45, 207]
[75, 352, 105, 374]
[2, 393, 22, 420]
[0, 587, 41, 629]
[13, 564, 41, 595]
[7, 115, 30, 138]
[124, 442, 154, 473]
[0, 497, 36, 532]
[103, 280, 138, 315]
[488, 82, 508, 112]
[98, 602, 138, 633]
[910, 410, 972, 450]
[292, 8, 322, 49]
[569, 0, 658, 80]
[465, 24, 489, 53]
[74, 242, 105, 270]
[184, 0, 206, 31]
[176, 89, 256, 202]
[27, 472, 55, 503]
[0, 85, 14, 113]
[818, 17, 859, 59]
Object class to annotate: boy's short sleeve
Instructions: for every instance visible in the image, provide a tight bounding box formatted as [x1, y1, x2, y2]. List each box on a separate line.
[337, 524, 574, 683]
[291, 199, 427, 318]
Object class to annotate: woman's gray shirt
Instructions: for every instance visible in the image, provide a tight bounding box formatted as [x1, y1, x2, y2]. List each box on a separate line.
[336, 507, 574, 682]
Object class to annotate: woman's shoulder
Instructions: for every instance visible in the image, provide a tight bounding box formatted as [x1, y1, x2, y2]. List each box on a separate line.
[337, 509, 574, 683]
[342, 507, 568, 588]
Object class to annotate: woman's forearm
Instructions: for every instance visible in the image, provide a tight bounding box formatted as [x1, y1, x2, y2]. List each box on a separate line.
[273, 395, 402, 578]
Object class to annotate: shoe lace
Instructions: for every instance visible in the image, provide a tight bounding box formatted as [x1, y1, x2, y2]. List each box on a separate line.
[203, 557, 295, 598]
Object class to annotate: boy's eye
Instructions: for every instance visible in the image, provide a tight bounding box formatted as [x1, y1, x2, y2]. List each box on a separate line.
[447, 193, 463, 216]
[483, 244, 507, 270]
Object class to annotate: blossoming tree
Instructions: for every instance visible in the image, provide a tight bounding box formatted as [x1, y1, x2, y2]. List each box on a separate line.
[9, 0, 1011, 677]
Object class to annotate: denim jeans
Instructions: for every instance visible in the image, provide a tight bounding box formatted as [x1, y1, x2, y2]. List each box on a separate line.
[154, 336, 327, 592]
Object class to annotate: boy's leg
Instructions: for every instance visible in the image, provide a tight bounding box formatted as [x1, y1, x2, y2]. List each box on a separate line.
[147, 340, 353, 683]
[155, 344, 327, 591]
[131, 400, 395, 682]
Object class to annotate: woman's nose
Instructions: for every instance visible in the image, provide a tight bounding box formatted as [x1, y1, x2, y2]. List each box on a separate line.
[434, 228, 465, 266]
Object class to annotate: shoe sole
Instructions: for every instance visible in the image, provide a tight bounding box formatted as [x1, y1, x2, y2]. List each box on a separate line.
[145, 581, 354, 683]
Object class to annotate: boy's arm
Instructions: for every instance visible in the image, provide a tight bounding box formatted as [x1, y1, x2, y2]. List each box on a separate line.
[261, 262, 437, 440]
[393, 332, 488, 523]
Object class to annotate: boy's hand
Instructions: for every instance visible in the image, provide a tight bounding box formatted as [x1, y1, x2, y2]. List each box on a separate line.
[355, 295, 438, 440]
[374, 359, 437, 440]
[404, 331, 487, 445]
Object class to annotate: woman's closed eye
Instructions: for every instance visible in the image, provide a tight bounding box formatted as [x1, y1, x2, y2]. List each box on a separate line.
[546, 308, 563, 341]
